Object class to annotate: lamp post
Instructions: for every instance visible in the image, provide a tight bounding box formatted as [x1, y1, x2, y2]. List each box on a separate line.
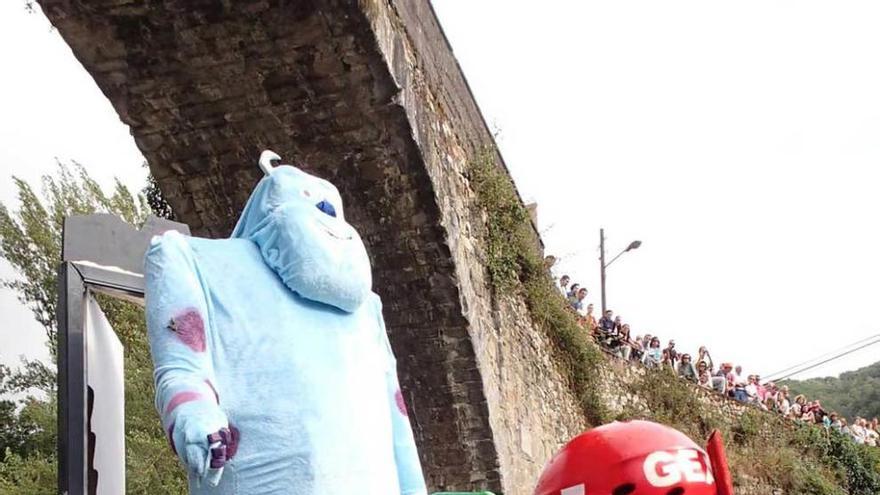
[599, 228, 642, 314]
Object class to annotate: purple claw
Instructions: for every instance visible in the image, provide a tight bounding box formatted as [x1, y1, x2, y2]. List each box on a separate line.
[209, 442, 227, 469]
[211, 445, 227, 459]
[219, 428, 230, 443]
[207, 432, 222, 444]
[227, 425, 241, 459]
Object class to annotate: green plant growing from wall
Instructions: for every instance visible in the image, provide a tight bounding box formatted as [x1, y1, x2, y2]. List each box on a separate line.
[622, 366, 725, 441]
[468, 151, 609, 425]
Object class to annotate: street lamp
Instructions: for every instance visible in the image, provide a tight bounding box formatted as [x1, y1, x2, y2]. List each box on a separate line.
[599, 228, 641, 314]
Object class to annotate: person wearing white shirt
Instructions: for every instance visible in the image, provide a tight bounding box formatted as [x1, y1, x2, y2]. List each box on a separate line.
[851, 418, 867, 444]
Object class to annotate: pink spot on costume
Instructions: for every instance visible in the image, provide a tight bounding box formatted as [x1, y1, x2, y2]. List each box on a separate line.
[170, 308, 206, 352]
[394, 389, 408, 417]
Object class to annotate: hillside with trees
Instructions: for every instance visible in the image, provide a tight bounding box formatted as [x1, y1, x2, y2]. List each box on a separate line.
[787, 361, 880, 421]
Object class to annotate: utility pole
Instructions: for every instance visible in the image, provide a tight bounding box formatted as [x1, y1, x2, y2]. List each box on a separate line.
[600, 228, 607, 314]
[599, 228, 641, 315]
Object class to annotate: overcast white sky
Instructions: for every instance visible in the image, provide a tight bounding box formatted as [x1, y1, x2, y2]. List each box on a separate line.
[2, 1, 879, 380]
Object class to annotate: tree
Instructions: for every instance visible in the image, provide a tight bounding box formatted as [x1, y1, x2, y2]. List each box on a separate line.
[0, 361, 55, 463]
[0, 162, 185, 493]
[143, 166, 175, 221]
[787, 361, 880, 420]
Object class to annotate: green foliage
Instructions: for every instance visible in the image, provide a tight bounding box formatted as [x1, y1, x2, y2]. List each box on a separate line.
[143, 168, 175, 220]
[0, 363, 55, 463]
[727, 441, 843, 495]
[730, 408, 764, 446]
[0, 162, 148, 356]
[469, 152, 535, 290]
[787, 360, 880, 421]
[0, 163, 185, 493]
[0, 449, 56, 495]
[623, 366, 723, 440]
[469, 152, 609, 425]
[794, 425, 880, 495]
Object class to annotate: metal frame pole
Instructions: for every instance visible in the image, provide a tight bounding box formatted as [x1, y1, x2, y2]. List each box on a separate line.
[57, 262, 87, 495]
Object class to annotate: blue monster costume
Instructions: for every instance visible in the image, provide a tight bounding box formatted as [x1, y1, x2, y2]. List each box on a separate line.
[144, 158, 427, 494]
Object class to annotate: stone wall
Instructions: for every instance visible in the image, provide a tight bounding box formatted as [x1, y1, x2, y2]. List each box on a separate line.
[598, 356, 753, 420]
[360, 2, 587, 493]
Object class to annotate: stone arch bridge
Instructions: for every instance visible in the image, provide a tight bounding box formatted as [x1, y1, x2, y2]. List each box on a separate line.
[38, 1, 586, 493]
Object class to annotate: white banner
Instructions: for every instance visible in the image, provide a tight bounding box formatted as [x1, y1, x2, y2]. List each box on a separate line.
[85, 294, 126, 495]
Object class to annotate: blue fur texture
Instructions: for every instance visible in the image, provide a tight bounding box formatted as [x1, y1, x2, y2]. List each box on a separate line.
[144, 165, 427, 494]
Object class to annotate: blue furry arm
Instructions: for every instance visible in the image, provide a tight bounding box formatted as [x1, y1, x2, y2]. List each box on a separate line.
[388, 368, 428, 495]
[144, 231, 228, 484]
[375, 299, 428, 495]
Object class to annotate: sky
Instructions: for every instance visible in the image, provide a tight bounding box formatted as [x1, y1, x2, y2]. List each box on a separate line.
[1, 1, 879, 380]
[0, 1, 147, 367]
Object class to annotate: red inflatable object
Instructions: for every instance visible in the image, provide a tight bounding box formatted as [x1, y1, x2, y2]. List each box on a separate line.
[706, 430, 734, 495]
[534, 420, 730, 495]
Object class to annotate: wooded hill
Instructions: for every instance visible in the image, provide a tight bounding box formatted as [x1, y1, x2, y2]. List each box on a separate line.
[787, 360, 880, 420]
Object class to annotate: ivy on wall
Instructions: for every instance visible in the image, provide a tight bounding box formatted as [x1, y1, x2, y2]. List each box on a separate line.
[469, 151, 609, 426]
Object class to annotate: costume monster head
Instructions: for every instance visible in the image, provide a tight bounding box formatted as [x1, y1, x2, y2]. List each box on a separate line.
[232, 156, 372, 313]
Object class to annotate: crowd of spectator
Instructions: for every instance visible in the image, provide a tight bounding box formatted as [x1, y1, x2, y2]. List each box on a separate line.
[556, 273, 880, 448]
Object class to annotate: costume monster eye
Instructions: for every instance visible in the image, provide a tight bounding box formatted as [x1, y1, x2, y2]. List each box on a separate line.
[316, 200, 337, 218]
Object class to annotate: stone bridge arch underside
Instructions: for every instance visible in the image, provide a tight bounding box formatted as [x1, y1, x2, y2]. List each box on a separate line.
[38, 1, 586, 493]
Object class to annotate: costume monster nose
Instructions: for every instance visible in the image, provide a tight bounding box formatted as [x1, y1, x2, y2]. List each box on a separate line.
[315, 200, 337, 218]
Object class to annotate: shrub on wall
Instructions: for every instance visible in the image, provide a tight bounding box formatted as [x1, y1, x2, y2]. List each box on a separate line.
[469, 151, 609, 425]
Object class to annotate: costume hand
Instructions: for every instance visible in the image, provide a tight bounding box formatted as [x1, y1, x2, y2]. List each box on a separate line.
[171, 402, 230, 486]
